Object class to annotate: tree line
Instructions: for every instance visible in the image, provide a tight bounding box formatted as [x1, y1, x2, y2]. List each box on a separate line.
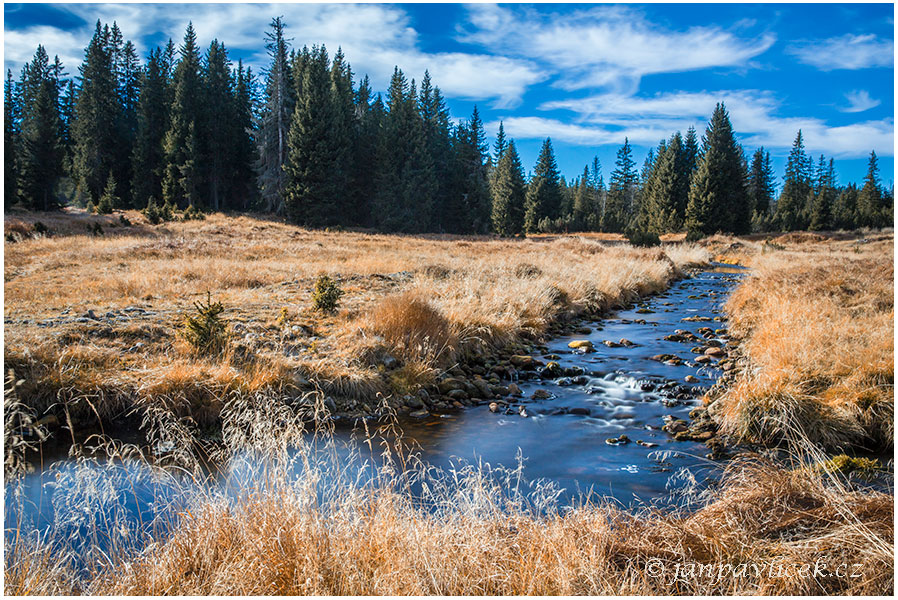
[4, 18, 893, 237]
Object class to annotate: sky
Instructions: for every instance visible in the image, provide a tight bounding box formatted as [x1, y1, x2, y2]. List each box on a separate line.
[4, 2, 895, 188]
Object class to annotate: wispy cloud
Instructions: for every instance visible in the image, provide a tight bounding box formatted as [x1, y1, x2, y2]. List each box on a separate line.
[4, 3, 545, 108]
[840, 90, 881, 113]
[458, 4, 775, 93]
[499, 89, 893, 157]
[787, 34, 893, 70]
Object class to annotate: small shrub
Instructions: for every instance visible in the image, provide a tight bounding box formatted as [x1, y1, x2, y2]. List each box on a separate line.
[96, 174, 119, 215]
[181, 293, 228, 356]
[311, 275, 344, 313]
[161, 200, 176, 222]
[119, 214, 132, 227]
[32, 221, 48, 235]
[143, 198, 162, 224]
[88, 222, 104, 236]
[626, 228, 661, 247]
[183, 205, 206, 221]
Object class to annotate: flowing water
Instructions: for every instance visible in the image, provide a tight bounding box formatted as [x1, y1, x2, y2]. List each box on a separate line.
[6, 264, 746, 556]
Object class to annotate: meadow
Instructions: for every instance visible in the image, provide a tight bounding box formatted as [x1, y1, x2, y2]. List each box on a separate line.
[3, 210, 893, 595]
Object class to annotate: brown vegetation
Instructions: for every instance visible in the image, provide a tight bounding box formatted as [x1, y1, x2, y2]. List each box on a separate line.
[4, 209, 708, 427]
[702, 232, 893, 450]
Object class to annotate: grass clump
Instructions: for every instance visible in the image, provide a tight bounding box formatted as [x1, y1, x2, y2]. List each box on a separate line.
[180, 292, 228, 356]
[367, 292, 455, 365]
[311, 274, 344, 313]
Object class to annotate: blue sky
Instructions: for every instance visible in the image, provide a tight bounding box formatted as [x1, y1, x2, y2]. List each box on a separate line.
[4, 2, 894, 188]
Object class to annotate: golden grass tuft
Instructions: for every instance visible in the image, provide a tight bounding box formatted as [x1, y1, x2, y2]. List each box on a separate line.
[365, 292, 456, 365]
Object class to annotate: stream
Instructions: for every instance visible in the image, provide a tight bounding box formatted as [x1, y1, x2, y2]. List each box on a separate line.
[6, 264, 746, 557]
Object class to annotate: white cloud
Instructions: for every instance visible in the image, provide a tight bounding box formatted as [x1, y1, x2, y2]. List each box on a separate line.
[787, 34, 893, 70]
[4, 3, 545, 108]
[840, 90, 881, 113]
[3, 26, 89, 78]
[504, 89, 892, 157]
[459, 4, 775, 92]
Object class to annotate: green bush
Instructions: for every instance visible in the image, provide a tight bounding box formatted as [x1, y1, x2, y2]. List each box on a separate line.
[183, 205, 206, 221]
[181, 293, 228, 356]
[161, 200, 176, 222]
[32, 221, 48, 235]
[312, 275, 344, 313]
[96, 174, 119, 215]
[143, 198, 163, 224]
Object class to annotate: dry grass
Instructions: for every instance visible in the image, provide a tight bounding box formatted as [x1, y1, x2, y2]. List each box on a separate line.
[705, 232, 894, 450]
[4, 209, 708, 424]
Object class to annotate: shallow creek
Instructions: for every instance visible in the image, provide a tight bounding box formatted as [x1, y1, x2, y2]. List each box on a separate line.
[6, 264, 745, 549]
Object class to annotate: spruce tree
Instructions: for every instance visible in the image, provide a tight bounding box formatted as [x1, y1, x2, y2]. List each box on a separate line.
[641, 136, 685, 233]
[162, 23, 203, 208]
[685, 103, 750, 237]
[284, 45, 347, 227]
[809, 156, 836, 231]
[418, 71, 453, 231]
[256, 17, 294, 213]
[603, 138, 637, 232]
[683, 126, 699, 177]
[231, 60, 258, 210]
[857, 151, 885, 228]
[832, 184, 858, 230]
[747, 147, 775, 216]
[523, 137, 563, 233]
[132, 48, 169, 208]
[493, 121, 507, 163]
[4, 70, 20, 209]
[18, 46, 64, 210]
[71, 21, 122, 202]
[373, 68, 435, 232]
[96, 172, 118, 213]
[451, 106, 491, 233]
[775, 130, 812, 230]
[202, 40, 237, 211]
[490, 140, 526, 236]
[571, 165, 596, 230]
[349, 76, 380, 226]
[589, 156, 605, 229]
[329, 47, 355, 211]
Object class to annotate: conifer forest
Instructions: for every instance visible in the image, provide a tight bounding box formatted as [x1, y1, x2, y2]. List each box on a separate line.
[5, 18, 893, 237]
